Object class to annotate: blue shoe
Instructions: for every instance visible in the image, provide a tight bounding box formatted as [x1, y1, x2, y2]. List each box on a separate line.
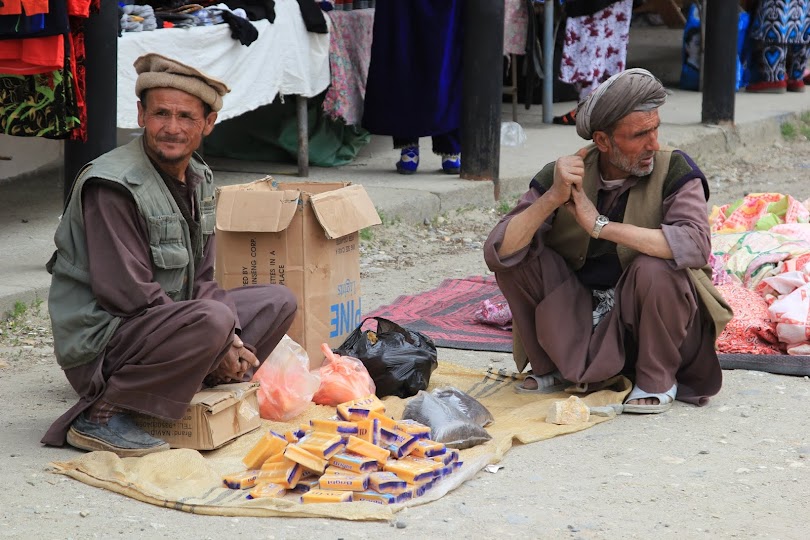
[441, 153, 461, 174]
[67, 412, 170, 457]
[396, 145, 419, 175]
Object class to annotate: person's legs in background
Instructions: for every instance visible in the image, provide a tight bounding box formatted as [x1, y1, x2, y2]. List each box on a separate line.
[787, 43, 810, 92]
[393, 137, 420, 175]
[432, 129, 461, 174]
[747, 42, 788, 93]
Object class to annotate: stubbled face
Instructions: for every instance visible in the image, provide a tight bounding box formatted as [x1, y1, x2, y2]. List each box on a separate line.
[598, 109, 661, 179]
[137, 88, 216, 169]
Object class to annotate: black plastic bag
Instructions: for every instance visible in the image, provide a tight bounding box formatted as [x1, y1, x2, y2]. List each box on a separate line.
[334, 317, 438, 398]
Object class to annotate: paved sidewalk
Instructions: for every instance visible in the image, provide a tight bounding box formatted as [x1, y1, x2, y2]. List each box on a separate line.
[2, 26, 809, 314]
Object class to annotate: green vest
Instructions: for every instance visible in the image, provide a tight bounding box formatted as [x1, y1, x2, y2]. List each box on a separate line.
[537, 145, 732, 338]
[47, 137, 216, 370]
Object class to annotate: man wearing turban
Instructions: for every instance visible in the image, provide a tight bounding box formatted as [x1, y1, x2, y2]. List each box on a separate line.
[484, 69, 732, 414]
[42, 54, 297, 455]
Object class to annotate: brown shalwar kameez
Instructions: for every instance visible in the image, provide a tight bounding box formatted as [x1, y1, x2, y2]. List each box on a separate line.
[484, 176, 722, 405]
[42, 179, 296, 446]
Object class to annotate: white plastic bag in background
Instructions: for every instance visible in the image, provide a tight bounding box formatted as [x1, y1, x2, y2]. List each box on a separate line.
[251, 335, 321, 421]
[500, 121, 526, 147]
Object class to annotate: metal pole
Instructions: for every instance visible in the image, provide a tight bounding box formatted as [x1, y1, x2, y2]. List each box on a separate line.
[295, 96, 309, 177]
[63, 0, 119, 202]
[460, 0, 504, 193]
[542, 0, 554, 124]
[701, 0, 737, 125]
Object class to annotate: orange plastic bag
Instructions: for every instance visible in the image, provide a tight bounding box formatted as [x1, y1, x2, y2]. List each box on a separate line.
[311, 343, 376, 406]
[251, 335, 321, 421]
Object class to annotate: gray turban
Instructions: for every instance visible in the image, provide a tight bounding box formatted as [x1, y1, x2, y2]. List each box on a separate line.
[575, 68, 667, 140]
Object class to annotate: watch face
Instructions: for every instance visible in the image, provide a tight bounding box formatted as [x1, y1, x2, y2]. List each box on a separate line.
[597, 215, 609, 225]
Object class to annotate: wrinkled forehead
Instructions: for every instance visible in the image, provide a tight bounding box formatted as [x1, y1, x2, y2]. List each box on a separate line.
[141, 87, 207, 113]
[610, 109, 660, 136]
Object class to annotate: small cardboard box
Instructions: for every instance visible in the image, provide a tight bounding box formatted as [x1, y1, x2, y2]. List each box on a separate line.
[214, 178, 381, 368]
[133, 382, 262, 450]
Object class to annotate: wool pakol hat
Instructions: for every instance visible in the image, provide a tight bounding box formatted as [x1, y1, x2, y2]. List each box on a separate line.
[134, 53, 231, 112]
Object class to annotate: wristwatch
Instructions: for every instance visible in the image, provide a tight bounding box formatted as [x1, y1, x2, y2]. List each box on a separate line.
[591, 215, 609, 239]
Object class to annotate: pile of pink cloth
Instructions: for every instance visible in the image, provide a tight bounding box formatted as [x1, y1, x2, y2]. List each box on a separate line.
[711, 193, 810, 355]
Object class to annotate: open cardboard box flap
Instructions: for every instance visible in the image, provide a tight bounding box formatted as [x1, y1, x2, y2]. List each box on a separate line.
[215, 178, 299, 233]
[310, 184, 382, 239]
[191, 382, 260, 415]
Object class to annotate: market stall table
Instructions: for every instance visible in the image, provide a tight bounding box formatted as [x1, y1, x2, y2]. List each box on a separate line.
[117, 0, 330, 176]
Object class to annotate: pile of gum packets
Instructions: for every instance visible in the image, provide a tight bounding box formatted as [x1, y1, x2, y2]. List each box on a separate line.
[222, 394, 462, 505]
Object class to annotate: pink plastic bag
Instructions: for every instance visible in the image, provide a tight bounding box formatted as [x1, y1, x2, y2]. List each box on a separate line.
[311, 343, 376, 407]
[474, 298, 512, 328]
[251, 335, 321, 421]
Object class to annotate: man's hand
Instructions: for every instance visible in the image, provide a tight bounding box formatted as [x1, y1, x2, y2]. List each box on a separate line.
[548, 147, 589, 208]
[564, 180, 600, 235]
[209, 334, 260, 384]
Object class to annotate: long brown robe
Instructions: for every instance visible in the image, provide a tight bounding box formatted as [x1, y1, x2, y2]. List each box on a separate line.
[483, 177, 722, 405]
[42, 176, 296, 446]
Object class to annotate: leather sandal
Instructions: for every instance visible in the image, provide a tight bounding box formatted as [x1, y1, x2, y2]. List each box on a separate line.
[552, 109, 577, 126]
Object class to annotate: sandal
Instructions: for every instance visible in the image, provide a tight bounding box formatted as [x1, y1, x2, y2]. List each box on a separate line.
[552, 109, 577, 126]
[622, 383, 677, 414]
[514, 370, 568, 394]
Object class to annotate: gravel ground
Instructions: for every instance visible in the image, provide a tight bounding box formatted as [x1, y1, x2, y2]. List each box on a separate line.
[2, 130, 810, 539]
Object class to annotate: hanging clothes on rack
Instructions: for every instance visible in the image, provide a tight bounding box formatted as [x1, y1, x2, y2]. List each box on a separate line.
[0, 0, 95, 140]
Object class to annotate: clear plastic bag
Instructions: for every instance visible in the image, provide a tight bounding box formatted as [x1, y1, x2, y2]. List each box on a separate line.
[500, 121, 526, 147]
[430, 386, 494, 427]
[312, 343, 376, 406]
[402, 390, 491, 450]
[251, 335, 321, 421]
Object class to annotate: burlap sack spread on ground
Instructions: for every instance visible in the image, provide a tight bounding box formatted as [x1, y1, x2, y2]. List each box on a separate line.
[50, 362, 630, 521]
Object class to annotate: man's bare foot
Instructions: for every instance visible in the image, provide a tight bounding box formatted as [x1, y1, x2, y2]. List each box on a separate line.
[515, 371, 567, 394]
[624, 397, 660, 406]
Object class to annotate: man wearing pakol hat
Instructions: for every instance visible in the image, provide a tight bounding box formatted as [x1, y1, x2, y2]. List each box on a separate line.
[484, 68, 732, 414]
[42, 54, 297, 456]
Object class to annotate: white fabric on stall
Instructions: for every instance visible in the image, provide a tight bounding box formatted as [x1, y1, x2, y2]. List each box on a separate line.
[117, 0, 330, 129]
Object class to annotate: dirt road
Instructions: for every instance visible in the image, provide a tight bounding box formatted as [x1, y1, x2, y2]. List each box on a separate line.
[2, 132, 809, 539]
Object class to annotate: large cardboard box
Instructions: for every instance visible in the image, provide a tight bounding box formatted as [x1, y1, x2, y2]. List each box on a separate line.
[133, 382, 261, 450]
[214, 178, 381, 368]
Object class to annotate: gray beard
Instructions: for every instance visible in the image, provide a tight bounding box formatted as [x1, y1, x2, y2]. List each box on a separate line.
[608, 149, 654, 178]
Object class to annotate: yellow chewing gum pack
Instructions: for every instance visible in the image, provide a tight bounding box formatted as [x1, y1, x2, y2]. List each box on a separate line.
[318, 473, 369, 492]
[380, 428, 417, 459]
[355, 418, 381, 445]
[432, 448, 459, 465]
[368, 471, 408, 494]
[297, 432, 345, 460]
[323, 465, 369, 478]
[346, 435, 390, 465]
[247, 482, 286, 500]
[284, 444, 328, 474]
[310, 418, 360, 436]
[410, 438, 446, 458]
[352, 490, 398, 505]
[259, 458, 302, 489]
[382, 459, 435, 484]
[300, 489, 353, 504]
[336, 395, 386, 421]
[395, 419, 431, 439]
[242, 431, 288, 469]
[290, 476, 320, 494]
[222, 470, 259, 490]
[367, 410, 398, 431]
[328, 451, 380, 473]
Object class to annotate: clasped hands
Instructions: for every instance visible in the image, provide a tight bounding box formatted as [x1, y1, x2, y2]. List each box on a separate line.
[209, 334, 259, 384]
[549, 147, 600, 234]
